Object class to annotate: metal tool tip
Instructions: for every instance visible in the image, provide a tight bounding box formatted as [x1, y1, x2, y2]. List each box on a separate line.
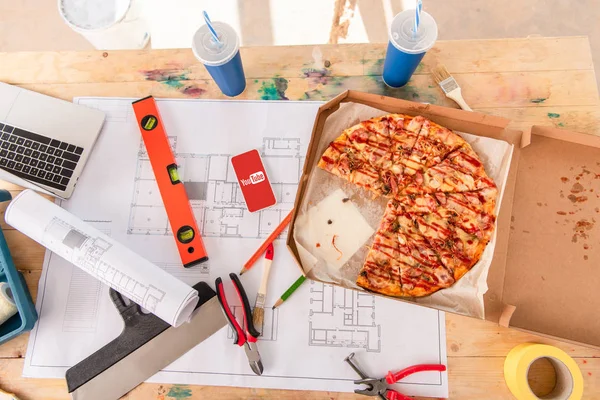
[251, 360, 264, 376]
[344, 352, 355, 361]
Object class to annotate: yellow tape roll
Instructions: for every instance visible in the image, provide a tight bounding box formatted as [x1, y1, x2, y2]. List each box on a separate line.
[504, 343, 583, 400]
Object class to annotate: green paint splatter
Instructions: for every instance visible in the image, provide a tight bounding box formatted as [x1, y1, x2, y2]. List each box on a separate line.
[530, 98, 546, 104]
[547, 113, 560, 118]
[254, 79, 259, 83]
[166, 385, 192, 398]
[163, 79, 184, 90]
[258, 78, 289, 100]
[558, 122, 565, 127]
[360, 59, 368, 65]
[367, 59, 385, 76]
[414, 62, 426, 74]
[428, 85, 436, 88]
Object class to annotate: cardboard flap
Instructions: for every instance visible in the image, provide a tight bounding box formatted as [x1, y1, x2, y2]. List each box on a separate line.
[342, 90, 511, 135]
[504, 128, 600, 347]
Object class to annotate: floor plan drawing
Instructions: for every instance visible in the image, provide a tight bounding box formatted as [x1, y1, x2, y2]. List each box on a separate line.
[62, 221, 111, 333]
[227, 306, 280, 342]
[154, 262, 210, 286]
[128, 136, 300, 239]
[44, 217, 166, 313]
[308, 281, 381, 352]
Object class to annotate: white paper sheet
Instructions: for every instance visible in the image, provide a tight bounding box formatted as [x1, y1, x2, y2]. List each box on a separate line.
[23, 97, 447, 398]
[5, 190, 199, 327]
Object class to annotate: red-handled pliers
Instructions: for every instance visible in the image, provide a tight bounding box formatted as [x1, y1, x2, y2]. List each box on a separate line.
[354, 364, 447, 400]
[215, 273, 264, 376]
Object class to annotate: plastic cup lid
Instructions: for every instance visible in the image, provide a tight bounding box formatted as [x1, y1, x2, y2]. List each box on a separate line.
[59, 0, 131, 31]
[389, 10, 438, 54]
[192, 22, 240, 67]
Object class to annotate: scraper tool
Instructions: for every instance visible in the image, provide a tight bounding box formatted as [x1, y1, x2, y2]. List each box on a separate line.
[66, 282, 226, 400]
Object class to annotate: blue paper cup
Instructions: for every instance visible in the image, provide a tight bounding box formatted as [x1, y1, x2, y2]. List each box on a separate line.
[192, 21, 246, 97]
[383, 10, 438, 88]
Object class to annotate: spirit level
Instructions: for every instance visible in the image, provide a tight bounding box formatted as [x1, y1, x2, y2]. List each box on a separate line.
[132, 96, 208, 267]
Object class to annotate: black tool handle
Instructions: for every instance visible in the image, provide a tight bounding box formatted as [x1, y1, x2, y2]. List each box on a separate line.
[229, 273, 260, 340]
[66, 281, 216, 393]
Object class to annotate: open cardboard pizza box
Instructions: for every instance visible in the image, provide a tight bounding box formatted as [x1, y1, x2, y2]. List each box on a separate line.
[286, 90, 600, 349]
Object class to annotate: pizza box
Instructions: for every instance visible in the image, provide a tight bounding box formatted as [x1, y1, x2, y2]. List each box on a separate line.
[286, 90, 600, 350]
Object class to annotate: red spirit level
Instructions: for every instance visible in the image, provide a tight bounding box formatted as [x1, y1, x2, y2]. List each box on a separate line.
[132, 96, 208, 267]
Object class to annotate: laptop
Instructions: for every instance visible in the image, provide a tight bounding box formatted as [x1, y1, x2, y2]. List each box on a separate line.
[0, 82, 105, 198]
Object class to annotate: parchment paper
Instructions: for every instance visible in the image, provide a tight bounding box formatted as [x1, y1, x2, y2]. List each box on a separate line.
[293, 102, 514, 319]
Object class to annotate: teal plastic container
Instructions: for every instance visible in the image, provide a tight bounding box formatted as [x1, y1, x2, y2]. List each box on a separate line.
[0, 189, 38, 345]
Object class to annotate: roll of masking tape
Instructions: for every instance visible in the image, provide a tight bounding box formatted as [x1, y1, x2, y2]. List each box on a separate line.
[504, 343, 584, 400]
[0, 282, 18, 326]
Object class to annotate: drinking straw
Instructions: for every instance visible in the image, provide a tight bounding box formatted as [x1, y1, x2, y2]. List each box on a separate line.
[203, 11, 221, 46]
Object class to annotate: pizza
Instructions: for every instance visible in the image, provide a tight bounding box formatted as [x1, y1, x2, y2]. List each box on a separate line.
[318, 114, 498, 297]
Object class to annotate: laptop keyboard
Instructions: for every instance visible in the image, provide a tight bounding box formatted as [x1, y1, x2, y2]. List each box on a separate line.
[0, 122, 83, 192]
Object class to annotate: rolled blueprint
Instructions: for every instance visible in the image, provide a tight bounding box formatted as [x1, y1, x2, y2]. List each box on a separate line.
[5, 190, 198, 327]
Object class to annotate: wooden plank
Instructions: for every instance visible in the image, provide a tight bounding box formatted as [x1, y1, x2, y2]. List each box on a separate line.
[4, 230, 45, 271]
[482, 106, 600, 135]
[446, 313, 600, 358]
[1, 356, 599, 400]
[0, 37, 593, 85]
[16, 69, 599, 110]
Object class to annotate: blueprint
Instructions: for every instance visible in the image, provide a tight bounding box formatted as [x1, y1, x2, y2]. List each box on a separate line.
[5, 190, 199, 327]
[23, 98, 447, 397]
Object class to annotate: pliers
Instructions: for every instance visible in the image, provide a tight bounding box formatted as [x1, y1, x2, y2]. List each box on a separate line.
[215, 273, 264, 376]
[354, 364, 447, 400]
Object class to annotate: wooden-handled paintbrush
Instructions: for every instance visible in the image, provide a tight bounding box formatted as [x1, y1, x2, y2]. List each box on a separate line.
[252, 243, 274, 335]
[432, 64, 472, 111]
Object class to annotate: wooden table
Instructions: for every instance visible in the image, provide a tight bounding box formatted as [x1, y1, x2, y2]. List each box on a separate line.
[0, 37, 599, 400]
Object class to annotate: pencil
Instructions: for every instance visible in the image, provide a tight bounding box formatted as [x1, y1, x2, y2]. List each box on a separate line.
[239, 209, 294, 275]
[272, 275, 306, 309]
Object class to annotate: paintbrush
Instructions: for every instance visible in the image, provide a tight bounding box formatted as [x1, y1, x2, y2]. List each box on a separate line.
[252, 243, 274, 335]
[431, 64, 472, 111]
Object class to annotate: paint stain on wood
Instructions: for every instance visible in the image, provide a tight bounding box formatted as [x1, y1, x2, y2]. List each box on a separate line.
[141, 68, 206, 97]
[530, 98, 546, 103]
[258, 77, 289, 100]
[561, 177, 569, 183]
[166, 385, 192, 398]
[547, 112, 560, 118]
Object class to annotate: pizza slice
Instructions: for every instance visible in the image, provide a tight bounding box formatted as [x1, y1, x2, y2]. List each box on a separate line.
[345, 115, 393, 172]
[319, 115, 418, 197]
[396, 188, 498, 281]
[357, 201, 404, 296]
[389, 115, 425, 166]
[357, 199, 455, 297]
[402, 119, 466, 175]
[411, 212, 487, 281]
[318, 142, 387, 195]
[401, 143, 496, 194]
